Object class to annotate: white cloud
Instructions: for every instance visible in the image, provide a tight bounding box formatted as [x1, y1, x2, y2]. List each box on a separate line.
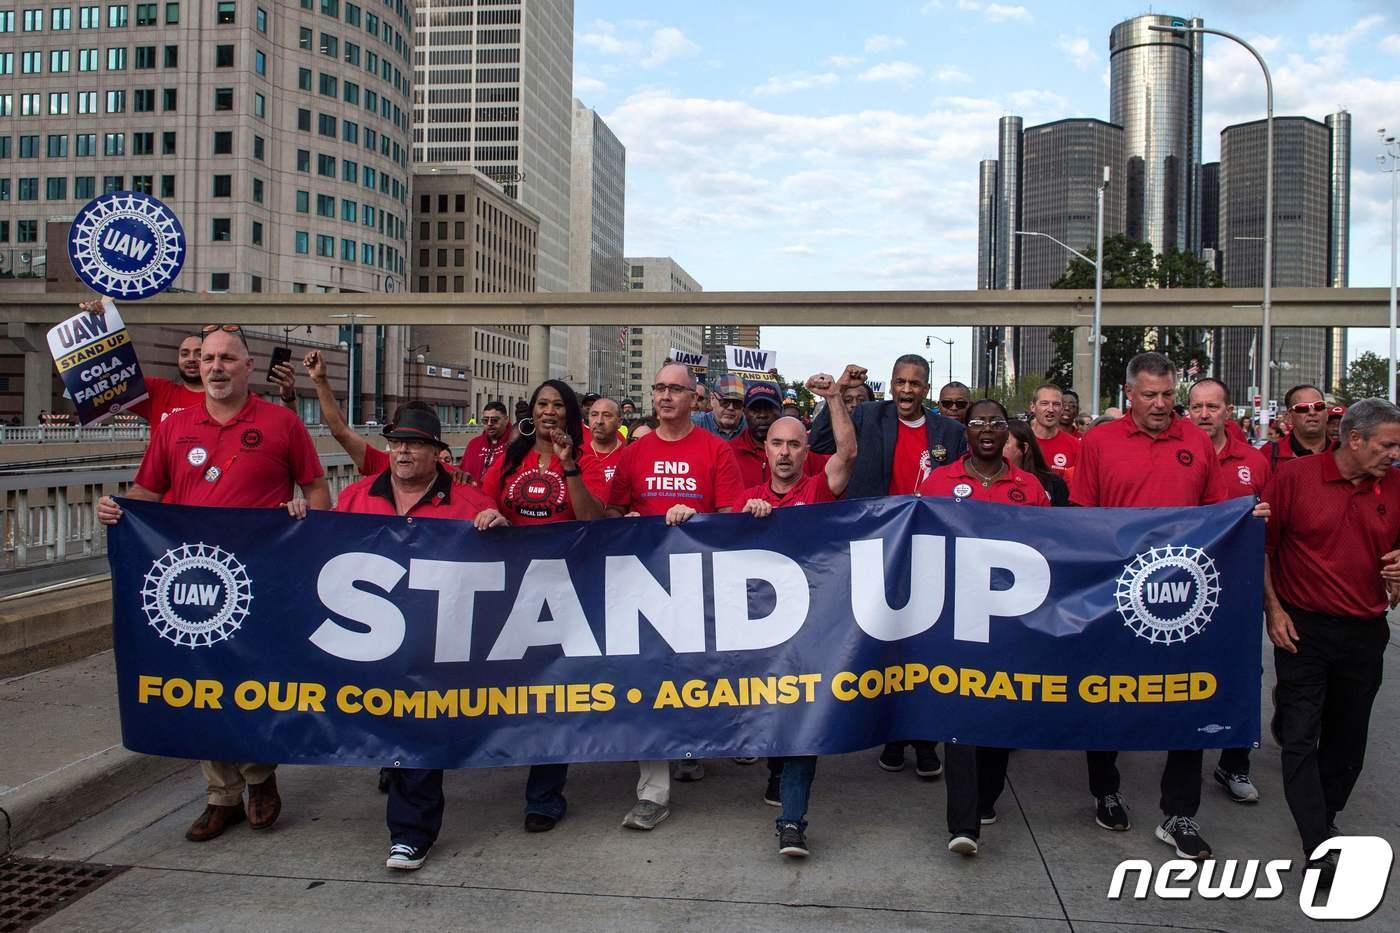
[864, 34, 907, 53]
[857, 61, 925, 84]
[642, 26, 701, 68]
[574, 75, 607, 97]
[578, 21, 633, 56]
[955, 0, 1031, 23]
[826, 54, 863, 69]
[936, 65, 972, 84]
[779, 244, 817, 256]
[1057, 35, 1097, 70]
[1383, 34, 1400, 55]
[753, 72, 840, 96]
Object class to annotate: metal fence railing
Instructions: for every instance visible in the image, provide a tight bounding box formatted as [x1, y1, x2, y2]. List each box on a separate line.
[1, 423, 482, 444]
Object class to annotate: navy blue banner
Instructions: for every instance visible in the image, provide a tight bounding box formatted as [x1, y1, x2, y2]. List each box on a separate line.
[108, 496, 1262, 768]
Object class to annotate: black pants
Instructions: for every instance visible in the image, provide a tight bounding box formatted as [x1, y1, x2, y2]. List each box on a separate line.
[1273, 603, 1388, 854]
[943, 743, 980, 837]
[386, 768, 444, 850]
[1085, 748, 1203, 817]
[977, 747, 1011, 810]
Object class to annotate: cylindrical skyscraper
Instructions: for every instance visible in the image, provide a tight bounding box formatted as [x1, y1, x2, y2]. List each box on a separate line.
[995, 116, 1023, 289]
[1109, 14, 1203, 255]
[977, 159, 999, 290]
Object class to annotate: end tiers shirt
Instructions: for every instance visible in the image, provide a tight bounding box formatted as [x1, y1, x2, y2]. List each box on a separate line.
[607, 426, 745, 517]
[134, 396, 324, 508]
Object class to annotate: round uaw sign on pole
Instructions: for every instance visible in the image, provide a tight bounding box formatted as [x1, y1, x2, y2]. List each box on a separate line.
[68, 191, 185, 299]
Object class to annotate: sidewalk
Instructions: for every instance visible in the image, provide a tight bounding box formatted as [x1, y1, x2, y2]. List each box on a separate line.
[7, 638, 1400, 931]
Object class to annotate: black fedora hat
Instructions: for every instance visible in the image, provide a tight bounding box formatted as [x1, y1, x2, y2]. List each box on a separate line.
[382, 408, 448, 449]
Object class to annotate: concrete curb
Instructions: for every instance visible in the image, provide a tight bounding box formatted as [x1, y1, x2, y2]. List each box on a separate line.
[0, 580, 114, 678]
[0, 746, 193, 855]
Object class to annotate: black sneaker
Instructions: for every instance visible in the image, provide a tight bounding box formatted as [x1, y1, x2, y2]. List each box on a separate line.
[877, 744, 905, 772]
[524, 813, 557, 833]
[1155, 816, 1212, 860]
[979, 807, 998, 825]
[764, 774, 781, 807]
[1095, 793, 1130, 831]
[914, 744, 943, 779]
[777, 821, 809, 857]
[1305, 852, 1339, 895]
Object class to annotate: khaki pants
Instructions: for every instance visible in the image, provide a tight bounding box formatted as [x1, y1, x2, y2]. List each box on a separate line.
[202, 760, 276, 806]
[636, 760, 670, 806]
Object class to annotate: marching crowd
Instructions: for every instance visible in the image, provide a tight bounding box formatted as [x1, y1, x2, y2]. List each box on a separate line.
[91, 315, 1400, 887]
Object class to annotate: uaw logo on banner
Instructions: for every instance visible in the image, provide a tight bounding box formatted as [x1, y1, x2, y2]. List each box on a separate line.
[725, 345, 777, 377]
[141, 543, 252, 649]
[1115, 546, 1220, 645]
[68, 191, 185, 299]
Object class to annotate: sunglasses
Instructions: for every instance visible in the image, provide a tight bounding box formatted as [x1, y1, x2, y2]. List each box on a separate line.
[967, 418, 1009, 429]
[717, 398, 744, 409]
[1289, 400, 1327, 415]
[939, 398, 970, 409]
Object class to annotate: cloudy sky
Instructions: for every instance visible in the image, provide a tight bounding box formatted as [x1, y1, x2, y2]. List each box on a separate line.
[574, 0, 1400, 384]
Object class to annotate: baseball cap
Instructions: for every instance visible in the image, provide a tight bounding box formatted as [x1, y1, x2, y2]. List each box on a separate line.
[1327, 404, 1345, 418]
[744, 381, 782, 409]
[714, 373, 745, 400]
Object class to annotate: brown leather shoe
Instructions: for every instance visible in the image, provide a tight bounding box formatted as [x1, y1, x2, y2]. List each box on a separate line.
[185, 803, 245, 842]
[247, 774, 282, 830]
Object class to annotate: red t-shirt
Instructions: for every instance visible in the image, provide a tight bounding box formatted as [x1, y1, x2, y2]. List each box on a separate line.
[134, 396, 324, 508]
[1035, 428, 1080, 477]
[919, 458, 1051, 507]
[729, 429, 830, 488]
[1265, 452, 1400, 619]
[607, 426, 745, 516]
[335, 466, 493, 520]
[888, 418, 930, 496]
[480, 448, 588, 525]
[733, 471, 837, 510]
[1071, 414, 1227, 508]
[130, 376, 205, 425]
[1214, 434, 1270, 500]
[460, 430, 509, 483]
[578, 440, 626, 500]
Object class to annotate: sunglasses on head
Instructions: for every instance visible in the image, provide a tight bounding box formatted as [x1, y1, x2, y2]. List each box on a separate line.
[200, 323, 248, 348]
[1289, 400, 1327, 415]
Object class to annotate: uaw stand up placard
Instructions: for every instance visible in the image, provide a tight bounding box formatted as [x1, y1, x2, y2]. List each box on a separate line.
[50, 191, 187, 424]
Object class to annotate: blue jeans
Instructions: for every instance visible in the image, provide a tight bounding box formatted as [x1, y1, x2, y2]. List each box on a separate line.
[386, 768, 444, 850]
[775, 756, 817, 829]
[525, 763, 569, 819]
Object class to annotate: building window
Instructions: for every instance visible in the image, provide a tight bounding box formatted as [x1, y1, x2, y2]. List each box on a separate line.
[316, 153, 335, 176]
[134, 45, 154, 68]
[213, 87, 233, 110]
[318, 72, 337, 97]
[256, 7, 266, 33]
[159, 174, 174, 197]
[132, 131, 153, 155]
[161, 131, 175, 154]
[296, 149, 310, 172]
[215, 45, 234, 67]
[213, 130, 232, 154]
[320, 33, 337, 58]
[79, 48, 97, 70]
[299, 26, 312, 49]
[342, 81, 359, 105]
[20, 9, 41, 31]
[250, 275, 262, 292]
[17, 220, 37, 242]
[215, 2, 235, 25]
[341, 159, 356, 182]
[77, 92, 97, 114]
[210, 272, 229, 291]
[135, 3, 156, 26]
[316, 234, 334, 257]
[254, 49, 265, 76]
[296, 108, 311, 132]
[109, 5, 129, 28]
[320, 0, 338, 17]
[316, 194, 334, 217]
[103, 133, 125, 156]
[131, 174, 152, 193]
[211, 218, 231, 241]
[163, 44, 177, 67]
[0, 12, 13, 31]
[133, 88, 154, 111]
[17, 177, 37, 200]
[295, 230, 309, 254]
[105, 90, 125, 113]
[251, 177, 263, 202]
[318, 113, 336, 137]
[76, 133, 96, 156]
[107, 47, 126, 70]
[79, 6, 100, 29]
[252, 135, 264, 161]
[51, 7, 72, 29]
[49, 50, 70, 72]
[48, 92, 69, 115]
[162, 88, 176, 110]
[253, 92, 265, 118]
[75, 176, 94, 199]
[212, 175, 232, 197]
[297, 67, 311, 91]
[295, 190, 309, 212]
[21, 50, 39, 73]
[45, 177, 66, 200]
[341, 238, 355, 261]
[342, 121, 358, 144]
[164, 2, 178, 25]
[341, 198, 355, 221]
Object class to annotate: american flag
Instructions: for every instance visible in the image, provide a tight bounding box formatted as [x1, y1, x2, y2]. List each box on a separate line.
[617, 327, 626, 349]
[1187, 360, 1200, 378]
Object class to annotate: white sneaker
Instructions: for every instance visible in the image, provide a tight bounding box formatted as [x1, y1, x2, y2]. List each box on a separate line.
[1213, 767, 1260, 803]
[948, 834, 979, 856]
[386, 842, 427, 870]
[621, 799, 670, 831]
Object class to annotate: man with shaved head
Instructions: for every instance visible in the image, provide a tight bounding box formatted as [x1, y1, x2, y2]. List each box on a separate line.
[733, 367, 858, 858]
[578, 395, 626, 496]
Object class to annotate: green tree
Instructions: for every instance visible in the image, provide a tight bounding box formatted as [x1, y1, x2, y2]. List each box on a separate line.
[1338, 351, 1394, 404]
[1045, 235, 1218, 409]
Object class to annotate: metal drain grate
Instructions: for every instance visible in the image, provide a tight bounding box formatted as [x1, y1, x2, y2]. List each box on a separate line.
[0, 856, 127, 932]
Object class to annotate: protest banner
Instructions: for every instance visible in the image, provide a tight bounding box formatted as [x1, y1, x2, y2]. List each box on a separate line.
[47, 298, 148, 424]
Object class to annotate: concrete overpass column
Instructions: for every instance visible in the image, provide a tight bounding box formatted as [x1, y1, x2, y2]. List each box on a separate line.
[6, 322, 50, 423]
[1071, 324, 1094, 410]
[528, 324, 550, 388]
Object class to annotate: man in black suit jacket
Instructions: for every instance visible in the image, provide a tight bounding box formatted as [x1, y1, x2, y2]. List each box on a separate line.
[808, 356, 967, 498]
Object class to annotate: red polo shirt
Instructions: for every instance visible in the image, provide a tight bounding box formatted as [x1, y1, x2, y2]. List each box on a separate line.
[135, 395, 323, 507]
[1265, 453, 1400, 619]
[733, 471, 837, 510]
[336, 465, 492, 520]
[729, 428, 830, 488]
[607, 425, 745, 516]
[460, 429, 509, 483]
[1071, 414, 1227, 508]
[1214, 434, 1270, 500]
[1035, 428, 1079, 477]
[1268, 431, 1331, 467]
[919, 457, 1051, 507]
[130, 376, 205, 425]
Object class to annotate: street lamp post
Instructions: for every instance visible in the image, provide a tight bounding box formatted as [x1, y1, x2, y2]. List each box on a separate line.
[1152, 21, 1274, 411]
[925, 335, 953, 386]
[1380, 131, 1399, 403]
[329, 312, 375, 425]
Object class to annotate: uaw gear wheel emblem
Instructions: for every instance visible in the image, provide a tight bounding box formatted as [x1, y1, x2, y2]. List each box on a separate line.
[1114, 545, 1220, 645]
[141, 543, 252, 648]
[68, 191, 186, 299]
